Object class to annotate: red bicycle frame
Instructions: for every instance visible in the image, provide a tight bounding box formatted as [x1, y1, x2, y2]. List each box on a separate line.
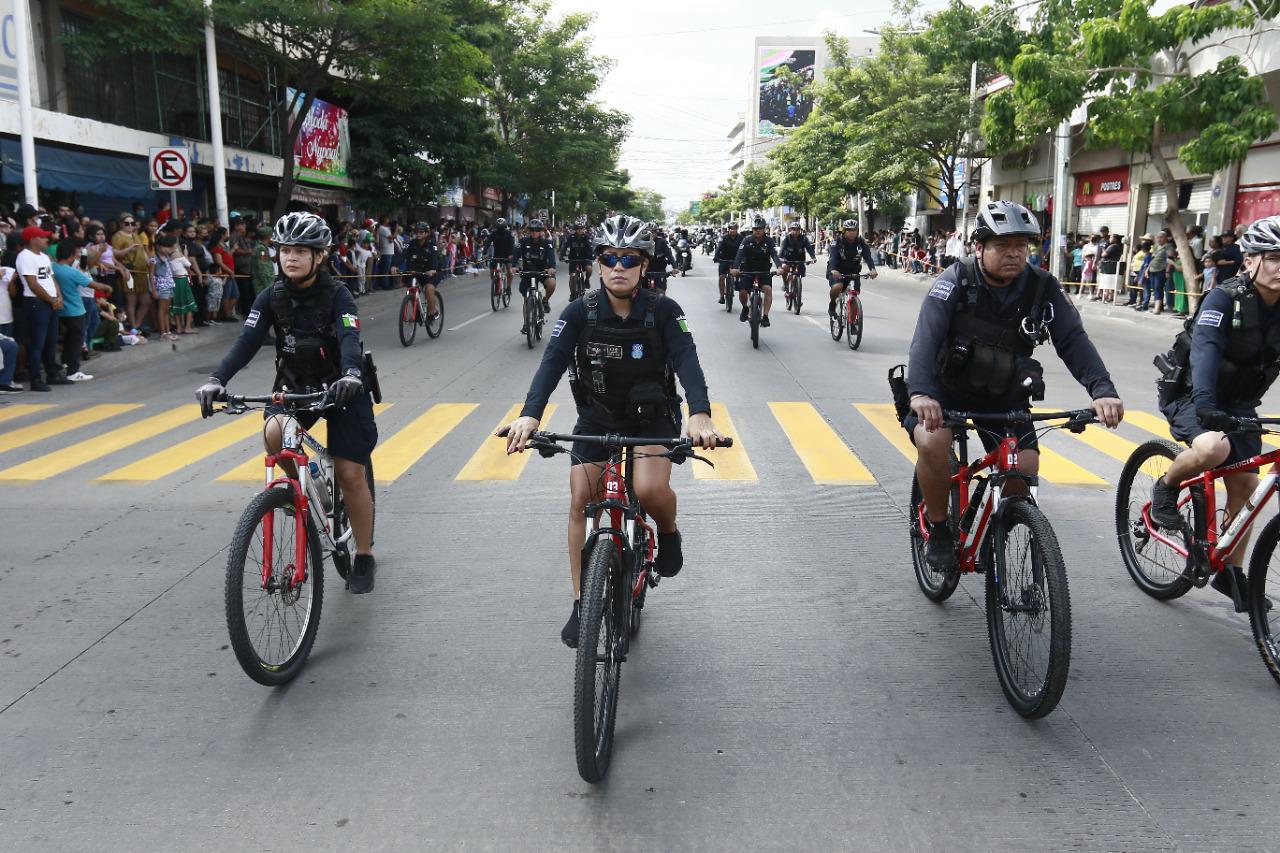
[916, 435, 1021, 574]
[1140, 446, 1280, 574]
[596, 454, 656, 601]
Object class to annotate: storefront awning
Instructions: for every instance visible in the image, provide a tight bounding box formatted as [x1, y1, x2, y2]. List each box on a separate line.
[1, 139, 151, 198]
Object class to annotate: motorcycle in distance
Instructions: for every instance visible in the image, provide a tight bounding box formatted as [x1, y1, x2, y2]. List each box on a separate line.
[676, 239, 693, 276]
[701, 235, 715, 255]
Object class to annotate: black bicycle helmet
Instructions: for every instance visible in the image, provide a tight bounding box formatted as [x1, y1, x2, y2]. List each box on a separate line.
[272, 211, 331, 249]
[751, 216, 767, 229]
[595, 214, 655, 255]
[1240, 215, 1280, 255]
[971, 201, 1040, 243]
[413, 221, 430, 232]
[528, 218, 545, 230]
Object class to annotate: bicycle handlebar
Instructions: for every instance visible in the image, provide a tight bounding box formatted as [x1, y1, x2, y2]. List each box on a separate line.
[217, 390, 333, 413]
[942, 408, 1097, 431]
[530, 431, 733, 450]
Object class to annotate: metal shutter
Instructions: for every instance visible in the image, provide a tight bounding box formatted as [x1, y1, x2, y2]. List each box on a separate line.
[1147, 179, 1211, 214]
[1075, 205, 1129, 234]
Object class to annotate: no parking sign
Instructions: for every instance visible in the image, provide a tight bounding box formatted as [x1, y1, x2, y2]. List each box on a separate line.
[148, 146, 192, 191]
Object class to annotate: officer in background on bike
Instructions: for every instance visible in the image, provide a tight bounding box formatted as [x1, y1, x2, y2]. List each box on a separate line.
[904, 200, 1124, 572]
[645, 225, 678, 291]
[497, 214, 721, 648]
[486, 217, 517, 292]
[404, 222, 442, 321]
[826, 219, 878, 317]
[513, 219, 557, 335]
[196, 212, 380, 593]
[1149, 215, 1280, 608]
[714, 222, 745, 306]
[731, 216, 782, 326]
[563, 220, 596, 300]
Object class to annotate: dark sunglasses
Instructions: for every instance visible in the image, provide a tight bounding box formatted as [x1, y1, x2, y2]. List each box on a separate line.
[123, 221, 137, 226]
[600, 252, 643, 269]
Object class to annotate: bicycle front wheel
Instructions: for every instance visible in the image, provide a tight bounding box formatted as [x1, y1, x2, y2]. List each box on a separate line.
[575, 538, 624, 783]
[829, 298, 843, 341]
[502, 273, 512, 308]
[749, 291, 761, 349]
[848, 294, 863, 350]
[1115, 440, 1195, 599]
[225, 487, 324, 686]
[987, 499, 1071, 718]
[1248, 514, 1280, 687]
[425, 291, 445, 338]
[793, 276, 802, 314]
[490, 274, 501, 311]
[398, 293, 418, 347]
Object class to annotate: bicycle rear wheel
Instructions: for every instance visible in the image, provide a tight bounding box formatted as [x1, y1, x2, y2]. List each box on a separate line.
[749, 290, 761, 349]
[502, 272, 512, 308]
[987, 499, 1071, 718]
[575, 538, 624, 783]
[848, 293, 863, 350]
[490, 273, 501, 311]
[425, 291, 445, 338]
[398, 293, 418, 347]
[1115, 440, 1196, 599]
[225, 487, 324, 686]
[1247, 514, 1280, 687]
[784, 276, 794, 311]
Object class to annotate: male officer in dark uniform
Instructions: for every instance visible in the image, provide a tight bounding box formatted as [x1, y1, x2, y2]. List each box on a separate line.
[826, 219, 878, 316]
[403, 221, 442, 320]
[644, 225, 678, 291]
[563, 220, 596, 299]
[1149, 215, 1280, 608]
[780, 221, 816, 305]
[498, 214, 722, 647]
[714, 222, 745, 305]
[196, 212, 380, 593]
[905, 201, 1124, 573]
[513, 219, 557, 335]
[486, 217, 517, 295]
[731, 216, 782, 325]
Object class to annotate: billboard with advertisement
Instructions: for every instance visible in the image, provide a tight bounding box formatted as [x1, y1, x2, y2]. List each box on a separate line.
[757, 47, 816, 137]
[288, 88, 352, 188]
[1074, 166, 1130, 207]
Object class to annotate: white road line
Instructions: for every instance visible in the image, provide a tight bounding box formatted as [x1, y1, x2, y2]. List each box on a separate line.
[802, 314, 827, 330]
[448, 312, 491, 332]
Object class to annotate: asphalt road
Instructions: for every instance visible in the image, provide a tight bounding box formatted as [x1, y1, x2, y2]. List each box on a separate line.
[1, 257, 1277, 852]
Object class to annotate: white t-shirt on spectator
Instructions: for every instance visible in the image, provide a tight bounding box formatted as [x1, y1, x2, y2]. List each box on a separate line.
[377, 225, 393, 256]
[0, 267, 13, 324]
[17, 248, 55, 299]
[1082, 242, 1098, 260]
[170, 255, 193, 278]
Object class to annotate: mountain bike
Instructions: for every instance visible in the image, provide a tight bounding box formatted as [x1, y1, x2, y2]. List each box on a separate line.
[216, 390, 376, 686]
[490, 258, 512, 312]
[782, 261, 806, 314]
[829, 272, 867, 350]
[523, 431, 732, 782]
[398, 274, 444, 346]
[569, 261, 591, 301]
[907, 406, 1095, 717]
[1116, 416, 1280, 687]
[645, 270, 675, 292]
[738, 270, 775, 349]
[520, 270, 547, 349]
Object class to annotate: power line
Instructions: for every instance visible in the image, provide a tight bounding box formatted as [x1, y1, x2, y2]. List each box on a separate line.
[593, 13, 860, 40]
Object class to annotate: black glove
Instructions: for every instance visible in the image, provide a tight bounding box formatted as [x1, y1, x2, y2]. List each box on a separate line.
[1196, 408, 1236, 433]
[196, 379, 225, 418]
[331, 374, 363, 408]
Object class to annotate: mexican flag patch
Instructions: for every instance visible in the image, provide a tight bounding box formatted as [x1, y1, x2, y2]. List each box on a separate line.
[677, 316, 692, 334]
[341, 313, 360, 330]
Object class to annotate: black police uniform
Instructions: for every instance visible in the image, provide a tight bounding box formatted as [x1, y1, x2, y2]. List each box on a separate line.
[645, 236, 678, 290]
[520, 287, 711, 465]
[213, 271, 378, 465]
[904, 258, 1117, 452]
[1160, 277, 1280, 465]
[487, 226, 516, 269]
[780, 233, 817, 275]
[826, 235, 876, 286]
[564, 232, 595, 270]
[404, 237, 442, 287]
[732, 234, 781, 290]
[715, 231, 745, 277]
[513, 235, 556, 296]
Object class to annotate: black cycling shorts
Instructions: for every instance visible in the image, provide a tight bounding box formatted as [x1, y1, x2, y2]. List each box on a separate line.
[519, 273, 551, 296]
[735, 271, 774, 291]
[902, 408, 1040, 454]
[783, 261, 808, 276]
[1161, 396, 1260, 468]
[717, 261, 732, 276]
[267, 391, 378, 466]
[569, 412, 682, 466]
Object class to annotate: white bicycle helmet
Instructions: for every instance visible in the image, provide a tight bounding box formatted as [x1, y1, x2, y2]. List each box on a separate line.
[1240, 215, 1280, 255]
[595, 214, 655, 255]
[272, 211, 331, 248]
[971, 201, 1040, 242]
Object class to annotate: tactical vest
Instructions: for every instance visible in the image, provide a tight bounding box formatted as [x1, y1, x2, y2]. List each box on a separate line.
[568, 288, 676, 422]
[832, 238, 869, 274]
[935, 259, 1052, 402]
[740, 237, 772, 272]
[269, 278, 342, 392]
[781, 236, 809, 262]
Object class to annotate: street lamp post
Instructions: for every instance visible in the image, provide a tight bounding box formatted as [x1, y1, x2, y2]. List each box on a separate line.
[204, 0, 230, 227]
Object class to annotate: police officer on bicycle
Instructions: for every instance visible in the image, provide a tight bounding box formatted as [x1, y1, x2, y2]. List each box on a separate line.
[196, 212, 380, 593]
[731, 216, 781, 326]
[826, 219, 878, 317]
[714, 222, 745, 306]
[780, 222, 817, 289]
[644, 225, 678, 291]
[404, 221, 442, 320]
[514, 219, 557, 335]
[1149, 215, 1280, 608]
[498, 215, 721, 648]
[904, 201, 1124, 573]
[563, 219, 596, 300]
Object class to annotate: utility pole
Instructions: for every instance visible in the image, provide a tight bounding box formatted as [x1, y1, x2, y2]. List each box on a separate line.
[1049, 119, 1071, 280]
[204, 0, 230, 226]
[963, 60, 977, 234]
[14, 0, 38, 206]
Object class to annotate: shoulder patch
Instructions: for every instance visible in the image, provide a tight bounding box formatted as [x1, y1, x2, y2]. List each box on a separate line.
[551, 319, 566, 338]
[928, 280, 955, 301]
[1197, 309, 1224, 328]
[677, 315, 692, 334]
[244, 309, 260, 328]
[340, 313, 360, 330]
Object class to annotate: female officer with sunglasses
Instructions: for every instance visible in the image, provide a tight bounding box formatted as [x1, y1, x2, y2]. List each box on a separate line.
[498, 214, 722, 647]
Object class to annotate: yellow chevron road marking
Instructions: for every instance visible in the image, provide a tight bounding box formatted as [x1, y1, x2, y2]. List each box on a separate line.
[456, 404, 556, 481]
[1032, 408, 1140, 464]
[693, 402, 758, 481]
[371, 403, 477, 481]
[1125, 410, 1176, 443]
[0, 403, 139, 455]
[855, 403, 916, 462]
[99, 414, 265, 481]
[768, 402, 874, 485]
[0, 405, 201, 480]
[0, 404, 56, 425]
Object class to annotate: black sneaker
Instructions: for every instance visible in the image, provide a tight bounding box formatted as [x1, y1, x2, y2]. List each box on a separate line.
[1211, 565, 1250, 613]
[542, 297, 551, 313]
[520, 323, 529, 335]
[739, 307, 749, 322]
[655, 530, 683, 577]
[0, 383, 23, 394]
[349, 553, 376, 594]
[561, 600, 580, 648]
[29, 382, 50, 392]
[717, 296, 725, 304]
[925, 522, 955, 573]
[828, 301, 837, 318]
[48, 375, 73, 386]
[1150, 478, 1184, 530]
[760, 315, 771, 327]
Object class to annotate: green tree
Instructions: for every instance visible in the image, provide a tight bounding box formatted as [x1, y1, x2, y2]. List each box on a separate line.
[766, 108, 851, 226]
[735, 162, 774, 216]
[984, 0, 1280, 304]
[630, 188, 665, 223]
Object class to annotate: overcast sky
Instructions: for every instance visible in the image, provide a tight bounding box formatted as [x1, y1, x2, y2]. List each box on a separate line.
[548, 0, 945, 214]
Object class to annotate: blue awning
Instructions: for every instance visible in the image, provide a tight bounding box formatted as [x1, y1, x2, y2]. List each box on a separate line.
[1, 139, 151, 198]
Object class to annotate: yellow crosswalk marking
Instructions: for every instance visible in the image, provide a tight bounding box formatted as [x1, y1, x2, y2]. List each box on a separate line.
[1035, 448, 1109, 486]
[456, 404, 556, 481]
[0, 405, 201, 480]
[0, 404, 56, 425]
[1033, 409, 1140, 463]
[371, 403, 477, 481]
[693, 402, 758, 481]
[768, 402, 874, 485]
[1125, 410, 1176, 442]
[217, 404, 391, 482]
[855, 403, 916, 462]
[98, 414, 266, 481]
[0, 403, 139, 455]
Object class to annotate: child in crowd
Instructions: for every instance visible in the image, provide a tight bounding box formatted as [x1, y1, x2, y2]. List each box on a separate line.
[168, 240, 198, 335]
[150, 234, 179, 341]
